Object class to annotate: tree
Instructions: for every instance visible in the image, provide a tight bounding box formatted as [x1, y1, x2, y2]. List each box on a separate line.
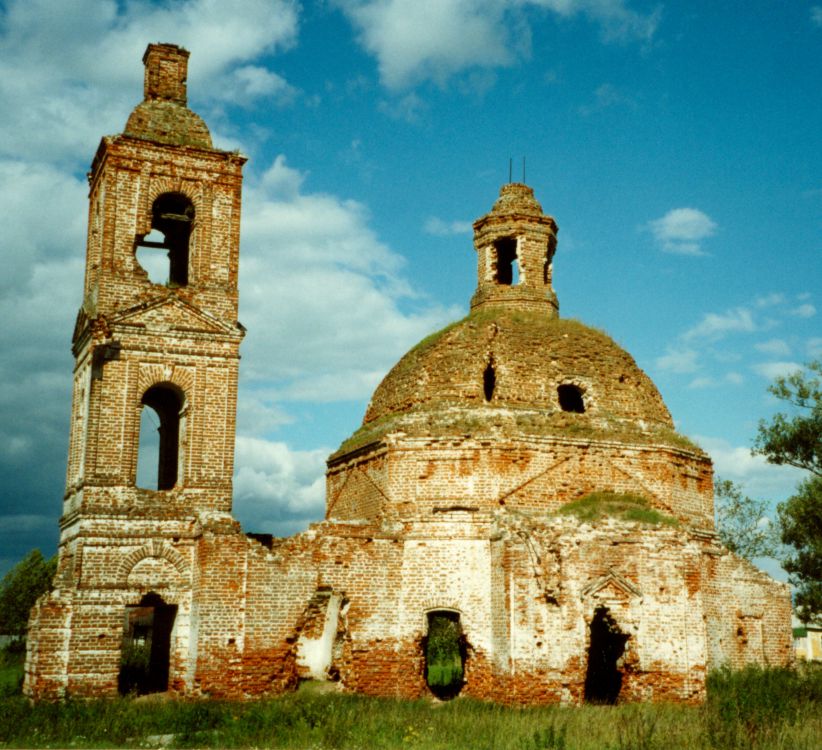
[754, 359, 822, 622]
[714, 478, 780, 560]
[0, 549, 56, 639]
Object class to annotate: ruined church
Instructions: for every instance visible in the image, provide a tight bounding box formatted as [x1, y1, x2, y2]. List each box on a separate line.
[25, 44, 792, 704]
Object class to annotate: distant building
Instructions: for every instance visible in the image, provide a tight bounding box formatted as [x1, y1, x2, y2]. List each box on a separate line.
[793, 617, 822, 661]
[24, 44, 792, 704]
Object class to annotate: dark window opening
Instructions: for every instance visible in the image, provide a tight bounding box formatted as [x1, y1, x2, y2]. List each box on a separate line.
[584, 607, 630, 705]
[494, 237, 518, 285]
[135, 193, 194, 287]
[483, 359, 496, 402]
[137, 385, 183, 491]
[558, 384, 585, 413]
[118, 593, 177, 696]
[424, 611, 466, 700]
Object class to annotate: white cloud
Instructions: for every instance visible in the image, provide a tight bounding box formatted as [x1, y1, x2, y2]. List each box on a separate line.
[0, 0, 300, 163]
[808, 338, 822, 357]
[335, 0, 659, 90]
[233, 436, 328, 534]
[696, 435, 807, 502]
[752, 361, 803, 380]
[378, 92, 428, 122]
[789, 303, 816, 318]
[687, 372, 744, 389]
[237, 155, 460, 410]
[424, 217, 473, 236]
[656, 347, 700, 373]
[221, 66, 298, 107]
[754, 338, 791, 357]
[647, 207, 717, 256]
[755, 293, 785, 308]
[812, 6, 822, 27]
[683, 307, 756, 342]
[577, 82, 634, 115]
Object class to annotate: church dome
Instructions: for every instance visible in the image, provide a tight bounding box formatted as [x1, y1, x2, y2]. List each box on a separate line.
[122, 43, 213, 149]
[125, 100, 212, 149]
[334, 183, 696, 459]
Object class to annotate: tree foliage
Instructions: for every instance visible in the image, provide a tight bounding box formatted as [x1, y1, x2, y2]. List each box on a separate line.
[714, 478, 780, 560]
[753, 359, 821, 476]
[754, 359, 822, 621]
[778, 475, 822, 621]
[0, 549, 56, 638]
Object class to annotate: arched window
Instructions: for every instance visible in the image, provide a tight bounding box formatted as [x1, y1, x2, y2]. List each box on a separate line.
[493, 237, 519, 285]
[135, 193, 194, 287]
[136, 385, 183, 490]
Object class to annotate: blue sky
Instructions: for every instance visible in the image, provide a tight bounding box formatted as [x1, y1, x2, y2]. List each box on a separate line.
[0, 0, 819, 578]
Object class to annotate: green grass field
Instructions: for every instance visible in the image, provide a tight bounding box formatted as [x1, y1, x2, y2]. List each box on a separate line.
[0, 662, 820, 749]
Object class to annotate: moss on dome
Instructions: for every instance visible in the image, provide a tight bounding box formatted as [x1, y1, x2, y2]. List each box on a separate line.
[331, 306, 702, 461]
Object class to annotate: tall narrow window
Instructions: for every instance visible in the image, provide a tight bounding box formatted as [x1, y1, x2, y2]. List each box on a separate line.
[483, 359, 496, 402]
[494, 237, 518, 285]
[137, 385, 183, 490]
[135, 193, 194, 287]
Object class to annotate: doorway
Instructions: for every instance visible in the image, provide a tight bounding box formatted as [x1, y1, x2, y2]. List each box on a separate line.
[424, 610, 466, 699]
[584, 606, 630, 704]
[118, 593, 177, 695]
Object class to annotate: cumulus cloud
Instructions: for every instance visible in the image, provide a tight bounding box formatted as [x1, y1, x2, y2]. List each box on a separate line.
[696, 435, 807, 502]
[655, 347, 700, 374]
[334, 0, 660, 90]
[653, 293, 817, 395]
[789, 303, 816, 318]
[752, 361, 803, 381]
[237, 154, 460, 413]
[683, 307, 756, 342]
[647, 207, 717, 256]
[577, 82, 635, 115]
[754, 339, 791, 357]
[0, 0, 300, 164]
[424, 217, 473, 236]
[233, 437, 328, 535]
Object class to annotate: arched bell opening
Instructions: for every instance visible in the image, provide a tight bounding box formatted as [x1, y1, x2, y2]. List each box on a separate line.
[118, 592, 178, 696]
[423, 610, 466, 700]
[135, 192, 194, 287]
[584, 606, 630, 704]
[136, 384, 185, 491]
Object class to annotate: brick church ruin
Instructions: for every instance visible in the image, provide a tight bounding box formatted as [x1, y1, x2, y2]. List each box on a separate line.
[24, 44, 792, 704]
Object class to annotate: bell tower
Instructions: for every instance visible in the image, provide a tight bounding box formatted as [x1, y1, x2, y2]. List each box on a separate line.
[471, 182, 559, 316]
[25, 44, 247, 698]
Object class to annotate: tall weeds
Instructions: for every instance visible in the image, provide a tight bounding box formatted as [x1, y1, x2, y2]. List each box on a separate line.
[0, 664, 820, 749]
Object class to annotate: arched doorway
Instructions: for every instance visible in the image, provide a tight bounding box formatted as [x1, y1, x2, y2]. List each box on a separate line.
[584, 606, 630, 704]
[118, 592, 177, 695]
[424, 610, 466, 699]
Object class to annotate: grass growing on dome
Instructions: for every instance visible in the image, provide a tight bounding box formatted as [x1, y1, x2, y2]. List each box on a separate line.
[559, 491, 679, 527]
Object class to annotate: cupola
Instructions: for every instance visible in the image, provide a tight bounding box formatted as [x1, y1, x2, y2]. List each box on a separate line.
[471, 183, 559, 316]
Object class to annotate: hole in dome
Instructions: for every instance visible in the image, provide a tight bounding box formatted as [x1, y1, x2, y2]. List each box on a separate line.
[483, 360, 496, 401]
[558, 384, 585, 413]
